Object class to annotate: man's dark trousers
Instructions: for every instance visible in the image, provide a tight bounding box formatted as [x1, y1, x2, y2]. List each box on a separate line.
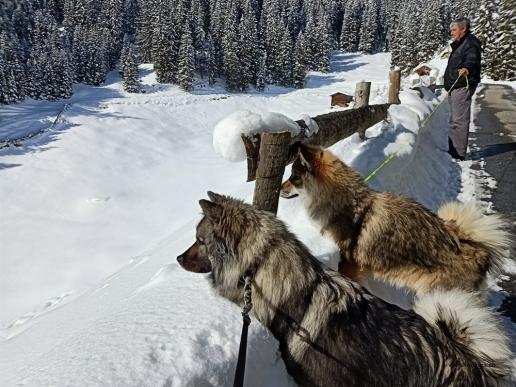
[448, 86, 476, 159]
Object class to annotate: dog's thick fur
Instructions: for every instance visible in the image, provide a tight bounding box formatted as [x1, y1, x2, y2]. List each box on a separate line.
[177, 193, 512, 387]
[281, 145, 511, 295]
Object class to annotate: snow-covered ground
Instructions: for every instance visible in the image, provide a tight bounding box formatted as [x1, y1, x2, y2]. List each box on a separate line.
[0, 52, 514, 386]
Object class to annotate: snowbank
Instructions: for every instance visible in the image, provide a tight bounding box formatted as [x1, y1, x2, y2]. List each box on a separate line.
[213, 110, 300, 162]
[0, 220, 295, 387]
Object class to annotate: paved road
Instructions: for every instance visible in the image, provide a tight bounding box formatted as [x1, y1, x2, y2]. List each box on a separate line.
[470, 84, 516, 321]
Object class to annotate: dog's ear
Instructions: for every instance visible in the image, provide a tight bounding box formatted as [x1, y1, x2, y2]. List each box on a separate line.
[207, 191, 224, 203]
[199, 199, 223, 222]
[287, 142, 302, 164]
[298, 145, 322, 171]
[298, 147, 311, 170]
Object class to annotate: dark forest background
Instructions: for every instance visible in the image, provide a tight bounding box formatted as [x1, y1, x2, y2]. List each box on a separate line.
[0, 0, 513, 103]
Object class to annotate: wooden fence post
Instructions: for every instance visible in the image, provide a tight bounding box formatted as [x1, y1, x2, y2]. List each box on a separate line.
[354, 81, 371, 109]
[388, 69, 401, 104]
[354, 81, 371, 139]
[252, 131, 291, 214]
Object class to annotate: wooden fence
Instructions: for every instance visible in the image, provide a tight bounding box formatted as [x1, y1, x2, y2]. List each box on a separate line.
[243, 69, 405, 214]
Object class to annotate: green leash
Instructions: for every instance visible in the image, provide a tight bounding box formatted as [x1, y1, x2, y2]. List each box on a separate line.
[364, 153, 397, 183]
[363, 74, 467, 183]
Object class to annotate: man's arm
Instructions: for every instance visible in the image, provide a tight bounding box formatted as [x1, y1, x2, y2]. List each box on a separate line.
[460, 41, 481, 76]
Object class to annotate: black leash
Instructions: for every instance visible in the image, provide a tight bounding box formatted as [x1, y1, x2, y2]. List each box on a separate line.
[233, 273, 253, 387]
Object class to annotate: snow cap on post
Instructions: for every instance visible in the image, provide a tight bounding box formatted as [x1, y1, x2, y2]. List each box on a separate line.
[213, 110, 300, 162]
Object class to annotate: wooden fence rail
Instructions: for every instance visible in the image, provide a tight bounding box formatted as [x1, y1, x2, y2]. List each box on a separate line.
[242, 103, 391, 182]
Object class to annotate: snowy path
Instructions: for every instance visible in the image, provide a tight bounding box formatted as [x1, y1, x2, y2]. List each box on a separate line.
[468, 84, 516, 321]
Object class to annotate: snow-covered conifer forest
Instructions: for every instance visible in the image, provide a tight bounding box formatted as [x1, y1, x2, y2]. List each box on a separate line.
[1, 0, 513, 105]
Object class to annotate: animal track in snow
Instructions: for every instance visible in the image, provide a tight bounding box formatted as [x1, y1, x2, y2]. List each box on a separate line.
[86, 196, 111, 203]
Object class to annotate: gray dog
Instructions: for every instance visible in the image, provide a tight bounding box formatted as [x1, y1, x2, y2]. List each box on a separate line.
[177, 192, 512, 387]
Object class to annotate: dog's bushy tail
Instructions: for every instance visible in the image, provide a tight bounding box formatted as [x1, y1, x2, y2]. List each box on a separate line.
[415, 290, 513, 382]
[438, 201, 511, 272]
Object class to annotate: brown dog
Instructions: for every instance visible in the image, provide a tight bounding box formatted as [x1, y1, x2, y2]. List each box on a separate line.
[281, 144, 511, 295]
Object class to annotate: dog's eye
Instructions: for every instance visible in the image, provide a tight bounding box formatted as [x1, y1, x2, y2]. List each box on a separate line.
[290, 174, 302, 186]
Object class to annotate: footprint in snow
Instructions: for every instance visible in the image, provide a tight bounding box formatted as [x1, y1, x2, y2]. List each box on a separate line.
[7, 291, 74, 329]
[86, 196, 111, 203]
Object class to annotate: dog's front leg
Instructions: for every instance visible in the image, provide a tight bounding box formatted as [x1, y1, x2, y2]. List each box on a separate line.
[337, 245, 363, 284]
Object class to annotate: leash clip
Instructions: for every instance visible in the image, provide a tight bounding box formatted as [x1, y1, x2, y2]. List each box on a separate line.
[242, 273, 253, 318]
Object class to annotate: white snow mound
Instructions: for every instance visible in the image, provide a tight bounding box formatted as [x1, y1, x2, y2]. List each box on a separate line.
[213, 110, 300, 162]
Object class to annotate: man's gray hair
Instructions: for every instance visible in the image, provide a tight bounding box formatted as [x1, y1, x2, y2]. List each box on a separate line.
[451, 17, 471, 31]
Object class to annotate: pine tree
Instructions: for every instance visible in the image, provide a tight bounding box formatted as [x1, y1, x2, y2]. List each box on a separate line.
[418, 0, 447, 61]
[278, 21, 293, 85]
[359, 0, 379, 54]
[256, 52, 266, 91]
[0, 32, 26, 104]
[222, 6, 241, 91]
[123, 0, 139, 36]
[486, 0, 515, 80]
[449, 0, 480, 20]
[189, 0, 205, 51]
[340, 0, 362, 52]
[474, 0, 500, 78]
[177, 26, 195, 91]
[63, 0, 76, 29]
[287, 0, 304, 40]
[153, 14, 178, 84]
[120, 33, 132, 75]
[122, 45, 140, 92]
[136, 0, 159, 62]
[384, 0, 399, 52]
[326, 0, 344, 47]
[28, 10, 72, 100]
[302, 18, 330, 74]
[315, 15, 332, 71]
[96, 0, 125, 71]
[71, 25, 87, 83]
[238, 0, 259, 90]
[293, 32, 307, 88]
[263, 0, 285, 83]
[47, 28, 73, 100]
[72, 0, 101, 27]
[83, 28, 108, 85]
[395, 0, 422, 73]
[204, 34, 217, 86]
[496, 0, 516, 80]
[209, 0, 230, 79]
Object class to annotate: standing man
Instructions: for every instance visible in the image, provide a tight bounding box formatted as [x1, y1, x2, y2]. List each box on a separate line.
[444, 17, 481, 161]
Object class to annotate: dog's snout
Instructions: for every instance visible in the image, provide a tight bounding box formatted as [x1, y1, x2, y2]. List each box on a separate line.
[177, 255, 184, 265]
